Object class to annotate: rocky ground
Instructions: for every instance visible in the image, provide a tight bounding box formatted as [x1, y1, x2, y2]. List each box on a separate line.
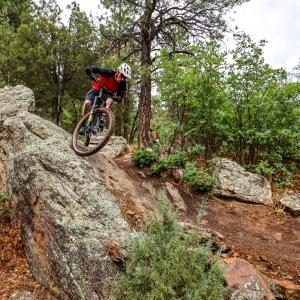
[1, 150, 300, 299]
[1, 85, 299, 299]
[112, 154, 300, 286]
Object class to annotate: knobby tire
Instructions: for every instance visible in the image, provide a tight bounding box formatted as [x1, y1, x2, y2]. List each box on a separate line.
[71, 108, 115, 156]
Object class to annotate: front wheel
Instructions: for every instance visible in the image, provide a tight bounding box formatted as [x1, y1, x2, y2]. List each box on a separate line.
[71, 108, 115, 156]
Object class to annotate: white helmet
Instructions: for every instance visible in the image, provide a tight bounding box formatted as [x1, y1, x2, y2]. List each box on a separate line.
[117, 63, 132, 79]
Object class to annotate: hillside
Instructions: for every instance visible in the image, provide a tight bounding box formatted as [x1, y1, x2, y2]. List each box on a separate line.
[0, 86, 299, 299]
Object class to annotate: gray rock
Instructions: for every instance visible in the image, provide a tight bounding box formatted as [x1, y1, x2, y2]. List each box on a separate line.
[212, 158, 272, 205]
[279, 192, 300, 217]
[0, 86, 131, 299]
[101, 135, 128, 158]
[223, 258, 275, 300]
[165, 182, 187, 211]
[8, 291, 33, 300]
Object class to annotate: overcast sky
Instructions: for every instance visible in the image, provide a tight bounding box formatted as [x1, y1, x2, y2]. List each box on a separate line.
[42, 0, 300, 72]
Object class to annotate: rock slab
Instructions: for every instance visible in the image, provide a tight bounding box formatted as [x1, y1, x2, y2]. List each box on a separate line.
[0, 86, 131, 299]
[279, 192, 300, 217]
[212, 158, 272, 205]
[223, 258, 275, 300]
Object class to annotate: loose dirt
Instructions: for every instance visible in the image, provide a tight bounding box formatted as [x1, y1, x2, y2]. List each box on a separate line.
[0, 214, 52, 300]
[113, 155, 300, 285]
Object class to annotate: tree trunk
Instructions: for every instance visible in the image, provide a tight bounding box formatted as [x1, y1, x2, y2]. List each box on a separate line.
[129, 110, 139, 144]
[114, 105, 123, 136]
[123, 84, 130, 141]
[53, 81, 64, 126]
[138, 28, 152, 147]
[52, 62, 64, 126]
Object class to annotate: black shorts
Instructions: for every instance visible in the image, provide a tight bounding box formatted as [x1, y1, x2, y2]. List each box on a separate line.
[85, 89, 112, 103]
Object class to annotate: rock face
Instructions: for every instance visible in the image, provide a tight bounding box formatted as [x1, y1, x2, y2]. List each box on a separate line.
[212, 158, 272, 205]
[279, 192, 300, 217]
[101, 135, 128, 158]
[270, 278, 300, 300]
[223, 258, 275, 300]
[165, 182, 187, 212]
[0, 86, 131, 299]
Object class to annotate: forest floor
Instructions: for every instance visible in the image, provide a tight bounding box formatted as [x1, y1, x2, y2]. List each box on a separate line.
[1, 153, 299, 299]
[0, 213, 52, 300]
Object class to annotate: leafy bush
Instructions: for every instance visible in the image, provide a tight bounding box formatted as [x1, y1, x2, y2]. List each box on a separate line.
[254, 160, 275, 178]
[0, 192, 9, 203]
[187, 144, 205, 158]
[182, 162, 217, 192]
[131, 148, 157, 167]
[273, 164, 293, 188]
[149, 162, 165, 176]
[112, 204, 226, 300]
[150, 149, 187, 175]
[0, 192, 9, 217]
[253, 159, 295, 188]
[163, 149, 187, 168]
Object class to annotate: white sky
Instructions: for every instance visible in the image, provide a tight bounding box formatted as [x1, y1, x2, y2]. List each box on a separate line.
[227, 0, 300, 71]
[36, 0, 300, 72]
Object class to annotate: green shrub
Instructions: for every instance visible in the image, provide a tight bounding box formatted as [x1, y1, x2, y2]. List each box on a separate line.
[274, 166, 293, 188]
[254, 160, 275, 178]
[149, 162, 165, 176]
[0, 192, 9, 217]
[182, 162, 217, 192]
[253, 160, 295, 188]
[0, 192, 9, 203]
[112, 204, 226, 300]
[149, 149, 187, 176]
[163, 149, 187, 168]
[131, 148, 157, 167]
[187, 144, 205, 158]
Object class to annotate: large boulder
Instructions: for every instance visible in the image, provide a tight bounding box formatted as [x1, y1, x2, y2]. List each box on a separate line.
[212, 158, 272, 205]
[0, 86, 131, 299]
[223, 258, 275, 300]
[101, 135, 128, 158]
[279, 192, 300, 217]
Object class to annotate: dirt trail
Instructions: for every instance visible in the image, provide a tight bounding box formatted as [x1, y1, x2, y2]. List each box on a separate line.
[204, 199, 300, 284]
[113, 155, 300, 285]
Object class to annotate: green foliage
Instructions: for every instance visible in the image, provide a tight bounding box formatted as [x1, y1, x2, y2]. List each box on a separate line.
[162, 149, 187, 169]
[156, 32, 300, 184]
[112, 203, 226, 300]
[149, 149, 187, 176]
[182, 163, 217, 192]
[273, 163, 294, 189]
[0, 0, 99, 128]
[131, 148, 157, 168]
[0, 192, 9, 203]
[254, 160, 275, 178]
[149, 162, 164, 176]
[249, 158, 296, 188]
[187, 144, 205, 158]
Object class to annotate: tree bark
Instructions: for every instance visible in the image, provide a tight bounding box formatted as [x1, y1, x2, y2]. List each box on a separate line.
[138, 13, 152, 146]
[123, 83, 130, 140]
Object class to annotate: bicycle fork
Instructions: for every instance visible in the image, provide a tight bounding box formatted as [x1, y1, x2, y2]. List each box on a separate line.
[86, 92, 104, 134]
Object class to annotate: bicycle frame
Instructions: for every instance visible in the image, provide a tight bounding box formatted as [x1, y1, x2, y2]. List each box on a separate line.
[86, 73, 112, 130]
[71, 73, 116, 156]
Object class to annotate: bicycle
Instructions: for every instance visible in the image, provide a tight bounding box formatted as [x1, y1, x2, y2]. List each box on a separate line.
[71, 73, 116, 156]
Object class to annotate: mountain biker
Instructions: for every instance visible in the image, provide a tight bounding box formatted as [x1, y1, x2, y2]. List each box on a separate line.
[80, 63, 131, 134]
[149, 128, 160, 144]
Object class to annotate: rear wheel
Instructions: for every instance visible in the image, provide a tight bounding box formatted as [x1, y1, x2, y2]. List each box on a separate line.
[71, 108, 115, 156]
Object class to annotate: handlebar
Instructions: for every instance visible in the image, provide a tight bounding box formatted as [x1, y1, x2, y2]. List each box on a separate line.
[88, 72, 114, 96]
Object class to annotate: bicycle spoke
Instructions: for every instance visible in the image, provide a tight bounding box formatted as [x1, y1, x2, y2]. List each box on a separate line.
[73, 110, 111, 154]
